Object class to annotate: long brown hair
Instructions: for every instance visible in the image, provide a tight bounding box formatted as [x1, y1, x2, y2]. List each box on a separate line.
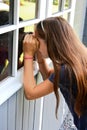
[35, 16, 87, 117]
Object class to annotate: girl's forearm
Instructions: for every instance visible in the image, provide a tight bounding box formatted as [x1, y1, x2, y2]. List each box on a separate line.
[36, 51, 53, 79]
[38, 58, 54, 80]
[23, 59, 36, 98]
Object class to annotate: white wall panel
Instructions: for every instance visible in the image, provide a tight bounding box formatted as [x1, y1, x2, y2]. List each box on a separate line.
[16, 88, 24, 130]
[41, 91, 68, 130]
[0, 102, 7, 130]
[7, 94, 16, 130]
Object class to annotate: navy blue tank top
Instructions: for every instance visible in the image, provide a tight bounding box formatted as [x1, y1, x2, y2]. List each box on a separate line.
[49, 65, 87, 130]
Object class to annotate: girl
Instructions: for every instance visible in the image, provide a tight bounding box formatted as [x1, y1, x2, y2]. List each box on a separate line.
[23, 16, 87, 130]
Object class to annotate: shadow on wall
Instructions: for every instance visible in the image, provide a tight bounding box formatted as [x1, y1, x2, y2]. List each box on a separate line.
[83, 7, 87, 46]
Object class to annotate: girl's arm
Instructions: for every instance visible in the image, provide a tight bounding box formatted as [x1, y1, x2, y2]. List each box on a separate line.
[36, 51, 54, 80]
[23, 34, 54, 100]
[23, 58, 54, 100]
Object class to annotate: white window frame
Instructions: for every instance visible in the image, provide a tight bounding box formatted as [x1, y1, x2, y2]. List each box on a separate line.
[0, 0, 76, 105]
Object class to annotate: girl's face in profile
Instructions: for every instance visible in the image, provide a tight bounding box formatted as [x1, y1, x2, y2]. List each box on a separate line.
[34, 31, 48, 58]
[37, 37, 48, 58]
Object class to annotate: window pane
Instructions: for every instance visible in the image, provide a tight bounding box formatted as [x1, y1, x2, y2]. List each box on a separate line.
[18, 24, 34, 69]
[63, 13, 70, 21]
[64, 0, 71, 10]
[0, 32, 12, 81]
[0, 1, 10, 26]
[19, 0, 37, 21]
[52, 0, 60, 14]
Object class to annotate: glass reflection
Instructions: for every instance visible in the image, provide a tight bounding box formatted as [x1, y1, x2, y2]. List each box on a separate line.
[19, 0, 37, 21]
[63, 13, 70, 21]
[64, 0, 71, 10]
[18, 26, 25, 69]
[52, 0, 60, 14]
[0, 1, 10, 26]
[0, 32, 10, 81]
[18, 25, 34, 69]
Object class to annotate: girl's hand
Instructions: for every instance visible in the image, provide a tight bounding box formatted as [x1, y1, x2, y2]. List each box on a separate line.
[23, 34, 40, 57]
[36, 50, 44, 62]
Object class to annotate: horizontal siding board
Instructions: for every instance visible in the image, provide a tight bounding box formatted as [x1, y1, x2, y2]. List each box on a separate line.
[0, 102, 7, 130]
[34, 73, 44, 130]
[34, 98, 44, 130]
[42, 92, 67, 130]
[7, 94, 16, 130]
[28, 100, 35, 130]
[22, 96, 30, 130]
[16, 88, 24, 130]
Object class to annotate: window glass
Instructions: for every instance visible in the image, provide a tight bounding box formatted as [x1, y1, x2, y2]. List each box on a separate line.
[0, 0, 74, 81]
[0, 1, 10, 26]
[52, 0, 60, 14]
[64, 0, 71, 10]
[19, 0, 37, 21]
[0, 32, 12, 81]
[18, 24, 34, 69]
[63, 13, 70, 21]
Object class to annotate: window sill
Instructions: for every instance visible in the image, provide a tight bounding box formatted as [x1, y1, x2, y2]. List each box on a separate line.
[0, 61, 39, 105]
[0, 59, 52, 105]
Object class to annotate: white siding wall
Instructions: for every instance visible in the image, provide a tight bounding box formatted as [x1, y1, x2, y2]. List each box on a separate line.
[0, 72, 68, 130]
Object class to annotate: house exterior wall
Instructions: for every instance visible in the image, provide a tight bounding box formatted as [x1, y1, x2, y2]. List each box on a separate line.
[83, 4, 87, 46]
[0, 73, 44, 130]
[0, 73, 68, 130]
[73, 0, 87, 40]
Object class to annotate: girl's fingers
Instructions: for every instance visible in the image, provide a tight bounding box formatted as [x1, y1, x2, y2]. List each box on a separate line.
[23, 34, 40, 53]
[23, 34, 31, 44]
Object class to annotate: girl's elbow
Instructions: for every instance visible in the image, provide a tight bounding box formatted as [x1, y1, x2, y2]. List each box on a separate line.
[24, 91, 35, 100]
[23, 83, 35, 100]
